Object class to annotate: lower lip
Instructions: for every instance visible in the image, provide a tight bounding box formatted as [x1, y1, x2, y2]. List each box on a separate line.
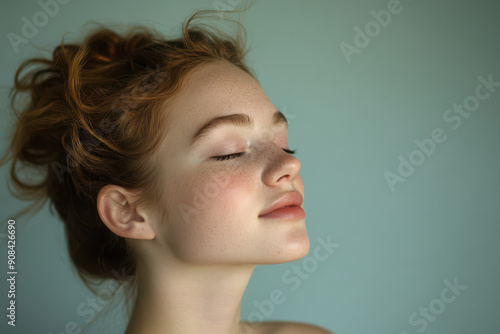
[259, 206, 305, 220]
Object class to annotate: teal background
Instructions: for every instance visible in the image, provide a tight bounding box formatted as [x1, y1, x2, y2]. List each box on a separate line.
[1, 0, 499, 333]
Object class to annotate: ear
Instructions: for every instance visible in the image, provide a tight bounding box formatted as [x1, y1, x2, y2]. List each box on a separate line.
[96, 184, 155, 240]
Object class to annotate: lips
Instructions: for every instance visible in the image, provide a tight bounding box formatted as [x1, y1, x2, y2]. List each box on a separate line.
[258, 191, 304, 217]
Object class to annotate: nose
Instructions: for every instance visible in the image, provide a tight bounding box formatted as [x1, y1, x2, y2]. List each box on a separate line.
[261, 145, 301, 186]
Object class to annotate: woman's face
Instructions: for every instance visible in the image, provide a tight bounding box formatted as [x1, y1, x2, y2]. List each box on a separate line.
[152, 60, 309, 264]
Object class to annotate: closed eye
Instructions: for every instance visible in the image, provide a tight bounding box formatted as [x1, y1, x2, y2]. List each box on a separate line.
[212, 148, 296, 161]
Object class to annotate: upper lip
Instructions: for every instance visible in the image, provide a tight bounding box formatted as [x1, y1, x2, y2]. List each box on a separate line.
[259, 191, 303, 217]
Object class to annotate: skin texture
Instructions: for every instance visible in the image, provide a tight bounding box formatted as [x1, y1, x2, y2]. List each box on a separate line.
[97, 60, 311, 334]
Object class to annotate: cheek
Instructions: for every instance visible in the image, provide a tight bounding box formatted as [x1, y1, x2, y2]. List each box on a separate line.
[175, 167, 255, 214]
[164, 166, 258, 259]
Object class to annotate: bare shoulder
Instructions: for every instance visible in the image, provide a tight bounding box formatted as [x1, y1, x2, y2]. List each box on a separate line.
[240, 321, 334, 334]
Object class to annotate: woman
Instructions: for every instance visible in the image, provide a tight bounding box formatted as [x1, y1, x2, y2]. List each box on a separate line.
[1, 5, 332, 334]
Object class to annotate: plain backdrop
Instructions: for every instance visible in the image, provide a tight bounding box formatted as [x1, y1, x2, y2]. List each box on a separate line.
[1, 0, 499, 333]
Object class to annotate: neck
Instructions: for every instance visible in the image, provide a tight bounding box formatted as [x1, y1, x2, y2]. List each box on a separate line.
[125, 259, 256, 334]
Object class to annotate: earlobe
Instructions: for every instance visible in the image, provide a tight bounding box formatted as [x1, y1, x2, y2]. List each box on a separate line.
[96, 185, 156, 240]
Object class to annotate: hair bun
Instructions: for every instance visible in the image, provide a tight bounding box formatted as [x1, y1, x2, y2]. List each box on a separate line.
[1, 5, 254, 307]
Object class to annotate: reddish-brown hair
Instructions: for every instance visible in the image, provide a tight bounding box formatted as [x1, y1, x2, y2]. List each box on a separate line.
[0, 4, 255, 323]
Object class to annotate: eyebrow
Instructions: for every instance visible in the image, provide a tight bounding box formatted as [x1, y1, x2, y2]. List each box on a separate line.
[190, 110, 288, 147]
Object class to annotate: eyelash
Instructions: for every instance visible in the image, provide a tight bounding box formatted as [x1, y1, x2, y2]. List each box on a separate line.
[212, 148, 297, 161]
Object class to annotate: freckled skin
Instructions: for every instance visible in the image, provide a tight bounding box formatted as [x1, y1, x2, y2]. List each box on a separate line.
[154, 60, 309, 265]
[110, 60, 310, 334]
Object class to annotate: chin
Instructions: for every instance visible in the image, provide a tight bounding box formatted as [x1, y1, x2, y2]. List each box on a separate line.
[286, 237, 311, 261]
[267, 231, 311, 264]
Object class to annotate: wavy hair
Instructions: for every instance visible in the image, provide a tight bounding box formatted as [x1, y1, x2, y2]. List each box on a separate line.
[0, 2, 255, 329]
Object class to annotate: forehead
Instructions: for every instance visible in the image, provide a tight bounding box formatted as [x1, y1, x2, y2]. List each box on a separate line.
[163, 60, 278, 146]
